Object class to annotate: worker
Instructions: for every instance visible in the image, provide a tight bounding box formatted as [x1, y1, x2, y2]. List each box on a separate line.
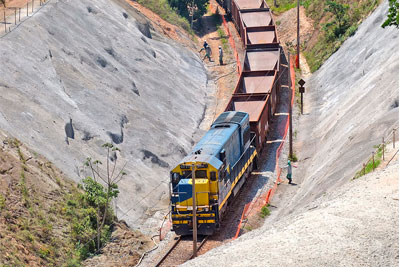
[285, 160, 297, 184]
[199, 41, 212, 62]
[199, 40, 208, 53]
[202, 40, 208, 51]
[218, 46, 223, 65]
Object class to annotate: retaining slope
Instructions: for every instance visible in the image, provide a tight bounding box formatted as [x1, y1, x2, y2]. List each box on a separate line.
[183, 0, 398, 265]
[0, 0, 214, 231]
[281, 0, 399, 217]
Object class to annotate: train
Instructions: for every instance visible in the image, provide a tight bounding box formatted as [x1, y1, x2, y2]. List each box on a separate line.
[170, 0, 281, 236]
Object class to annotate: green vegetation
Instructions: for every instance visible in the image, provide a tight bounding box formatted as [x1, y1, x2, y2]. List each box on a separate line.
[353, 144, 384, 179]
[260, 205, 271, 218]
[266, 0, 381, 72]
[244, 225, 253, 231]
[211, 11, 229, 54]
[382, 0, 399, 28]
[0, 193, 5, 211]
[0, 140, 125, 265]
[266, 0, 297, 14]
[137, 0, 193, 32]
[289, 153, 298, 162]
[167, 0, 208, 21]
[69, 143, 124, 259]
[306, 0, 380, 72]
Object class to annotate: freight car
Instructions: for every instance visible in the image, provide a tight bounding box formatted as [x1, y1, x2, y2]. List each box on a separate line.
[170, 0, 283, 236]
[170, 111, 257, 235]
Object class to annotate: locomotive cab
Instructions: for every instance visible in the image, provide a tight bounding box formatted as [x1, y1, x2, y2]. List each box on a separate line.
[170, 160, 221, 236]
[170, 111, 257, 236]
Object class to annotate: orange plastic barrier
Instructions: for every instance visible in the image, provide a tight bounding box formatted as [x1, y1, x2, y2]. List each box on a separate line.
[234, 202, 251, 239]
[221, 14, 241, 75]
[233, 56, 296, 239]
[264, 55, 296, 205]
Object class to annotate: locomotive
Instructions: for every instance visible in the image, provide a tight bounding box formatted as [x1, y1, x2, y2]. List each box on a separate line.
[170, 111, 257, 235]
[169, 0, 281, 236]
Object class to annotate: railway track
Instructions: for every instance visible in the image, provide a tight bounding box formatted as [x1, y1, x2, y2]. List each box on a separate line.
[155, 235, 209, 267]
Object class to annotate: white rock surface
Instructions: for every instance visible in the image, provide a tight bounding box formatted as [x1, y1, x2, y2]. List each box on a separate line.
[281, 0, 398, 217]
[185, 159, 398, 266]
[0, 0, 214, 231]
[184, 1, 398, 265]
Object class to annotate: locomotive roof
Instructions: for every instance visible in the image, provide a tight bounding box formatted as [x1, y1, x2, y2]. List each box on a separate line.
[178, 111, 249, 170]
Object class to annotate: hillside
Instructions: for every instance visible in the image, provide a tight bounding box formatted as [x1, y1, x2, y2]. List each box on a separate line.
[0, 0, 215, 232]
[184, 0, 398, 265]
[185, 155, 398, 266]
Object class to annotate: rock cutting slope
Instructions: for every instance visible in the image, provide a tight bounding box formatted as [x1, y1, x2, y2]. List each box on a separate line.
[184, 1, 398, 265]
[0, 0, 213, 230]
[282, 0, 398, 217]
[185, 157, 398, 266]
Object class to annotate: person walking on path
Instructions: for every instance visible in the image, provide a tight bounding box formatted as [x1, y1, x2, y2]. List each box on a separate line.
[199, 41, 212, 62]
[284, 160, 297, 184]
[218, 46, 223, 65]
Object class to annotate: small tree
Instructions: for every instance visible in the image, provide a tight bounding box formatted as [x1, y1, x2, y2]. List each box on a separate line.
[324, 1, 350, 37]
[382, 0, 399, 28]
[167, 0, 208, 21]
[83, 143, 126, 251]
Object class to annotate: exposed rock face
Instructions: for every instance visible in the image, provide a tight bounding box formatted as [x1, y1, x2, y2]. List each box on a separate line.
[185, 1, 398, 266]
[0, 0, 214, 231]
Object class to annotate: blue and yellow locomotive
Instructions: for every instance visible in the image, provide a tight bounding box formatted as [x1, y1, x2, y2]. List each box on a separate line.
[170, 111, 258, 235]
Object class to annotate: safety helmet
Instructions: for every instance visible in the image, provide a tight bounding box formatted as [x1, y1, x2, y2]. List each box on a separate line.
[288, 160, 291, 164]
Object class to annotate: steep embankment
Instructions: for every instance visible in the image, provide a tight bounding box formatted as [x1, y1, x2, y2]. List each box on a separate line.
[0, 0, 214, 231]
[0, 131, 153, 266]
[185, 156, 398, 266]
[184, 0, 398, 265]
[280, 0, 398, 218]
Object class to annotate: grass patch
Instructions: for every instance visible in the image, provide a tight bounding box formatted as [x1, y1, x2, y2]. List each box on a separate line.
[0, 193, 5, 211]
[211, 11, 230, 54]
[266, 0, 380, 72]
[289, 153, 298, 162]
[137, 0, 193, 34]
[217, 26, 229, 53]
[260, 205, 271, 218]
[353, 144, 384, 179]
[265, 0, 297, 14]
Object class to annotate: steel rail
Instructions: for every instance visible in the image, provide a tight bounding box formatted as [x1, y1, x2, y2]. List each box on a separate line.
[190, 236, 209, 259]
[155, 236, 209, 266]
[155, 237, 182, 267]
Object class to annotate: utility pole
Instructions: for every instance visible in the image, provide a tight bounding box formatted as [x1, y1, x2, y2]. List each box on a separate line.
[191, 163, 197, 258]
[288, 52, 293, 159]
[296, 0, 300, 68]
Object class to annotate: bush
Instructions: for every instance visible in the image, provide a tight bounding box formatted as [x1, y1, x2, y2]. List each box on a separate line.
[0, 193, 5, 211]
[260, 205, 271, 218]
[289, 153, 298, 162]
[137, 0, 192, 33]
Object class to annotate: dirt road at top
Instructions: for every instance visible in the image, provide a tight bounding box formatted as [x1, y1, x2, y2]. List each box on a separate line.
[197, 0, 242, 128]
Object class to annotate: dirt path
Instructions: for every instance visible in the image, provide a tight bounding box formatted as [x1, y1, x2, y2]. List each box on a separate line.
[198, 0, 240, 128]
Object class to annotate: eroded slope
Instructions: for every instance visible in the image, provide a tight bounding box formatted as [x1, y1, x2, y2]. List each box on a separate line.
[0, 0, 214, 231]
